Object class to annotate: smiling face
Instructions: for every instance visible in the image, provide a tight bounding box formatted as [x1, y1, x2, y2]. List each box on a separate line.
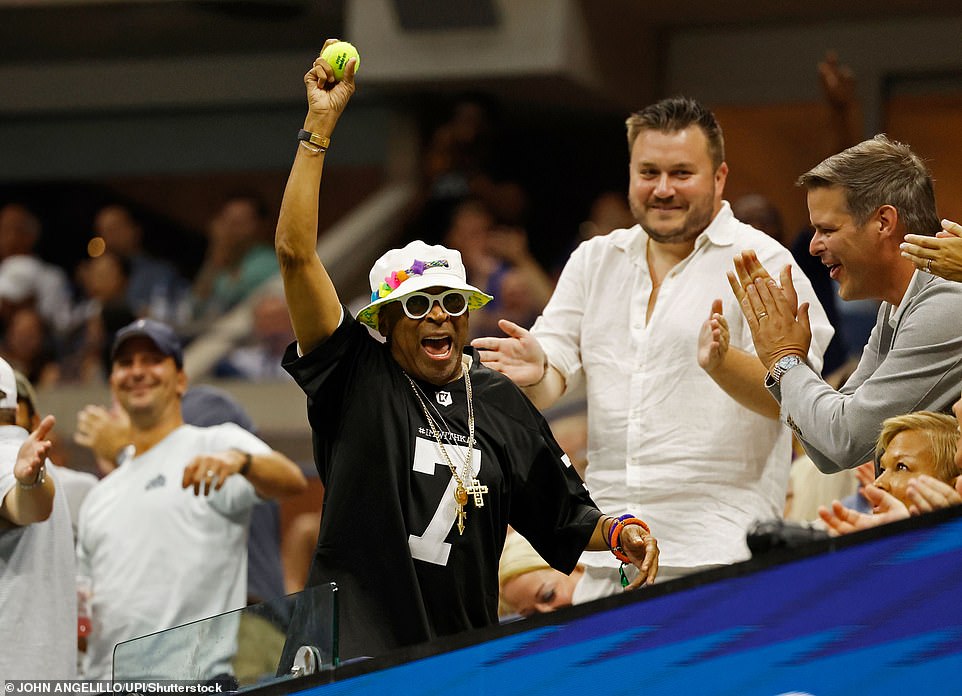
[380, 286, 469, 385]
[874, 429, 944, 510]
[807, 185, 891, 302]
[628, 126, 727, 247]
[110, 336, 186, 428]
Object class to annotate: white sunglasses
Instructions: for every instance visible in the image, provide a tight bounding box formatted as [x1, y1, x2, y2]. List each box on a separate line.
[399, 289, 471, 319]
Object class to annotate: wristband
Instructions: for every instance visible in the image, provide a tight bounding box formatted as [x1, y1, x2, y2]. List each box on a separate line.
[17, 464, 45, 490]
[297, 129, 330, 152]
[609, 516, 651, 564]
[233, 449, 253, 477]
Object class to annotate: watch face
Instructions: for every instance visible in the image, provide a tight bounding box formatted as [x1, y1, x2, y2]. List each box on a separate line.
[773, 356, 802, 383]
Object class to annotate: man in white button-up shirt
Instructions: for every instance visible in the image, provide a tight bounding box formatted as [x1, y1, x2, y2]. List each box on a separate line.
[474, 98, 833, 599]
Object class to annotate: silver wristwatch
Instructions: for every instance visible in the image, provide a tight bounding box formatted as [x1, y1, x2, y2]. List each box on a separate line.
[769, 355, 803, 384]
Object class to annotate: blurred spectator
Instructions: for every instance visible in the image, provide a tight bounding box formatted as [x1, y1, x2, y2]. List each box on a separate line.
[1, 307, 60, 388]
[412, 97, 497, 241]
[818, 50, 859, 156]
[487, 226, 553, 313]
[190, 193, 279, 325]
[730, 194, 786, 244]
[64, 251, 137, 383]
[443, 199, 553, 339]
[215, 292, 294, 381]
[0, 204, 73, 336]
[72, 400, 130, 478]
[91, 203, 188, 322]
[578, 191, 635, 242]
[423, 97, 494, 198]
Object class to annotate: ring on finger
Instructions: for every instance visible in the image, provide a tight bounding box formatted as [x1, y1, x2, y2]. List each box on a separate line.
[205, 470, 215, 478]
[757, 311, 769, 319]
[925, 258, 933, 272]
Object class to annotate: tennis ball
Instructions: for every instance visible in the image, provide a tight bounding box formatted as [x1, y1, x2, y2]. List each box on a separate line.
[320, 41, 360, 81]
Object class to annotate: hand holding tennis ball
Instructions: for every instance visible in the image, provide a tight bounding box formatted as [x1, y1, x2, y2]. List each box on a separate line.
[320, 41, 360, 81]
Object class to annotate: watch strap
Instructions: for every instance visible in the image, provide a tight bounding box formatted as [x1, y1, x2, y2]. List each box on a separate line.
[769, 355, 803, 384]
[297, 129, 330, 151]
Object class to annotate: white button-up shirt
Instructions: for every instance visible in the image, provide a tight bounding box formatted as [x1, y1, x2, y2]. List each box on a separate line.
[533, 203, 833, 569]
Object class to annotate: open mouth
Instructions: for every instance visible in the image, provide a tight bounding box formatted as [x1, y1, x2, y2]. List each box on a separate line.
[826, 263, 842, 280]
[421, 336, 453, 360]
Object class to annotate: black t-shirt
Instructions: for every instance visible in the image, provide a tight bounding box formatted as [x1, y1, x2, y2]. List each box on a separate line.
[283, 312, 600, 659]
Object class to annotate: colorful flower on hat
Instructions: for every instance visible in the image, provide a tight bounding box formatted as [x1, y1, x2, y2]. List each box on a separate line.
[370, 259, 450, 302]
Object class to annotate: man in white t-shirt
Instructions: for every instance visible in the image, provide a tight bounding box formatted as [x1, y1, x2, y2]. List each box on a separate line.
[0, 357, 76, 682]
[76, 319, 307, 681]
[473, 97, 833, 598]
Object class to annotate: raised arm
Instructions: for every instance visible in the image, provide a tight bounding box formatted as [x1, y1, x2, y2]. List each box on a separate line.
[276, 40, 358, 354]
[697, 298, 779, 419]
[732, 251, 962, 472]
[0, 415, 56, 527]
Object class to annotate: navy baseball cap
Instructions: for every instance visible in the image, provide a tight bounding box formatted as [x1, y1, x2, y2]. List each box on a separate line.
[111, 318, 184, 368]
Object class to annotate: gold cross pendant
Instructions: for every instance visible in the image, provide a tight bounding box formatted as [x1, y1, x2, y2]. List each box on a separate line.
[454, 484, 468, 535]
[465, 479, 488, 508]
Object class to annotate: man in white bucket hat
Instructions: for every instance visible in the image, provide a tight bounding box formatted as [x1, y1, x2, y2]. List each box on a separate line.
[275, 42, 659, 662]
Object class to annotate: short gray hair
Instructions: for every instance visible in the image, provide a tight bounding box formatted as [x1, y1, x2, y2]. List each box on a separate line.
[797, 134, 939, 237]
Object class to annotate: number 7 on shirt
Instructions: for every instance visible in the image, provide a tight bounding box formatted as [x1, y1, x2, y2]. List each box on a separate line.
[407, 436, 482, 566]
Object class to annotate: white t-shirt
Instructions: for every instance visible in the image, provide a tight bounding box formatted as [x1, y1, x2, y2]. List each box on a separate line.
[52, 464, 98, 539]
[77, 423, 265, 680]
[533, 203, 833, 572]
[0, 426, 77, 682]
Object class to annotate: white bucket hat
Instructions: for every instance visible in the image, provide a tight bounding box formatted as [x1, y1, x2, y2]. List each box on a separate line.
[356, 240, 493, 330]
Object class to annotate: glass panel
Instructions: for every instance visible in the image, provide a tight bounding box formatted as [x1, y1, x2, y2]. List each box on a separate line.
[112, 582, 338, 689]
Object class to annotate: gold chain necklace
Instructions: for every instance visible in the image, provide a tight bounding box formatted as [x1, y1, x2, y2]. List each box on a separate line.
[404, 361, 486, 534]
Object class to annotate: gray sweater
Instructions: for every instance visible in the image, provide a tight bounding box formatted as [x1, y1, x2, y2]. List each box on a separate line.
[771, 271, 962, 472]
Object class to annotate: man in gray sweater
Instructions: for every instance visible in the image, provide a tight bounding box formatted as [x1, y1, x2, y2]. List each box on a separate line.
[731, 134, 962, 473]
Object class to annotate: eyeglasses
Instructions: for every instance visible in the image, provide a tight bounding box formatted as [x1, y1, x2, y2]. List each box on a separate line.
[400, 289, 471, 319]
